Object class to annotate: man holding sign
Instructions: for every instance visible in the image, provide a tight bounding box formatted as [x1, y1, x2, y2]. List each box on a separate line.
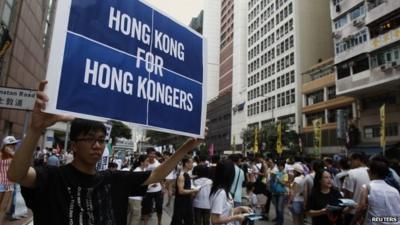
[7, 81, 205, 225]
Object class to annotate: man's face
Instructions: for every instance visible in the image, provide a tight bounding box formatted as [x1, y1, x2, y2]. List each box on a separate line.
[72, 130, 106, 165]
[148, 151, 156, 162]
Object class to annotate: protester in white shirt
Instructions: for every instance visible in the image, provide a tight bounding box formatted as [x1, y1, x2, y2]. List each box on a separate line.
[193, 165, 213, 225]
[127, 155, 148, 225]
[289, 164, 306, 225]
[143, 148, 163, 225]
[352, 156, 400, 225]
[210, 159, 252, 225]
[343, 153, 370, 225]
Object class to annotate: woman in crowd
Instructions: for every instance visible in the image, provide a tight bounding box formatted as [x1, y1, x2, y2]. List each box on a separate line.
[193, 165, 212, 225]
[288, 164, 306, 225]
[210, 159, 252, 225]
[270, 160, 289, 225]
[127, 155, 149, 225]
[170, 157, 199, 225]
[306, 169, 348, 225]
[0, 136, 18, 221]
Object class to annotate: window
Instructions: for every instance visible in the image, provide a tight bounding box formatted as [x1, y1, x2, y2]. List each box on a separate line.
[350, 4, 365, 21]
[334, 15, 348, 29]
[1, 0, 15, 26]
[290, 89, 295, 103]
[306, 90, 324, 105]
[290, 71, 295, 83]
[352, 56, 369, 74]
[306, 111, 325, 126]
[364, 124, 398, 138]
[327, 86, 336, 100]
[337, 63, 351, 79]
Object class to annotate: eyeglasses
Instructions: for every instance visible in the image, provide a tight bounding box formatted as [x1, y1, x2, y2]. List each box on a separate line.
[75, 137, 108, 146]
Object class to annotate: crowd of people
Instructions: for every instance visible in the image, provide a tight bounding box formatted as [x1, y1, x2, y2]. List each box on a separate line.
[0, 81, 399, 225]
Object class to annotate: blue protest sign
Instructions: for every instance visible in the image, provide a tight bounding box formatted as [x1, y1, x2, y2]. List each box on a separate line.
[45, 0, 206, 137]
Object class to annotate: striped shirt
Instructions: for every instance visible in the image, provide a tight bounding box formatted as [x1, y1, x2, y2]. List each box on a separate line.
[0, 158, 14, 191]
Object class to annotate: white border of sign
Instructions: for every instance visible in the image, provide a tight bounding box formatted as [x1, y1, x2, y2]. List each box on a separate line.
[45, 0, 206, 138]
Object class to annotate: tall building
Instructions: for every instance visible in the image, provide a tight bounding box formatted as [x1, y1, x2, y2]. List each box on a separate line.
[0, 0, 55, 138]
[203, 0, 249, 153]
[244, 0, 333, 147]
[331, 0, 400, 148]
[301, 58, 356, 155]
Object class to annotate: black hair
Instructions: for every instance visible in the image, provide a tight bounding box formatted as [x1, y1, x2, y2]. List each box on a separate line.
[210, 159, 235, 198]
[70, 118, 106, 141]
[146, 147, 156, 155]
[196, 165, 209, 178]
[312, 169, 330, 193]
[246, 182, 255, 192]
[108, 162, 118, 169]
[163, 151, 172, 156]
[339, 157, 350, 170]
[199, 154, 208, 162]
[349, 152, 367, 164]
[211, 154, 220, 164]
[229, 154, 240, 163]
[323, 157, 334, 165]
[368, 160, 389, 179]
[311, 159, 324, 172]
[277, 160, 286, 167]
[182, 156, 192, 168]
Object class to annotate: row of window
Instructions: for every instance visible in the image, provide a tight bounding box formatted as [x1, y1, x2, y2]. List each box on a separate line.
[275, 0, 288, 11]
[261, 79, 276, 96]
[261, 48, 276, 66]
[277, 35, 294, 56]
[277, 89, 295, 108]
[371, 45, 400, 68]
[260, 4, 275, 25]
[247, 88, 296, 116]
[334, 4, 365, 29]
[276, 19, 294, 41]
[249, 64, 277, 88]
[276, 70, 295, 89]
[305, 86, 336, 106]
[276, 52, 295, 72]
[248, 2, 261, 22]
[335, 29, 368, 54]
[364, 123, 398, 138]
[261, 96, 276, 112]
[248, 32, 276, 61]
[260, 18, 275, 39]
[275, 3, 293, 26]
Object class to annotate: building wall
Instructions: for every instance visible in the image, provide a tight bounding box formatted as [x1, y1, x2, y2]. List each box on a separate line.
[331, 0, 400, 147]
[230, 0, 247, 148]
[246, 0, 333, 137]
[219, 0, 234, 94]
[204, 0, 221, 101]
[0, 0, 53, 138]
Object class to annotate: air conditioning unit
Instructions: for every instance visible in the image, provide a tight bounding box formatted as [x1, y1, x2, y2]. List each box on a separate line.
[353, 18, 365, 27]
[332, 31, 342, 39]
[380, 62, 393, 72]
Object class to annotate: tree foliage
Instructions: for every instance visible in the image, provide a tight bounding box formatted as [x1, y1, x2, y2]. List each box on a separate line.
[109, 120, 132, 144]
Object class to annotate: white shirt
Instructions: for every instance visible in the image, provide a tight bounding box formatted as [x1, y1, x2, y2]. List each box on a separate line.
[334, 170, 349, 189]
[146, 160, 162, 193]
[293, 175, 305, 202]
[129, 167, 146, 200]
[366, 180, 400, 225]
[343, 167, 370, 214]
[193, 177, 212, 209]
[210, 189, 238, 225]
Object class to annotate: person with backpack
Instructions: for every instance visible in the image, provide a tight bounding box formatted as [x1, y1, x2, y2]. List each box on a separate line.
[270, 160, 289, 225]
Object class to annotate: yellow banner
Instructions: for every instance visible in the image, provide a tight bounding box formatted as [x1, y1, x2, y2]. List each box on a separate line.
[380, 104, 385, 149]
[254, 127, 258, 153]
[313, 118, 322, 156]
[276, 121, 282, 155]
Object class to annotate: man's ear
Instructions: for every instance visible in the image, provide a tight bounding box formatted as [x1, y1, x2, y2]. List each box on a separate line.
[70, 141, 78, 153]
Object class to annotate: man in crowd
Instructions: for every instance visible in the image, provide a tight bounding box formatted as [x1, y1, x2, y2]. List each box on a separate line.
[7, 81, 204, 225]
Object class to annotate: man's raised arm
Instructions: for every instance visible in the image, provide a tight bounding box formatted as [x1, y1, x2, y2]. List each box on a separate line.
[7, 81, 73, 187]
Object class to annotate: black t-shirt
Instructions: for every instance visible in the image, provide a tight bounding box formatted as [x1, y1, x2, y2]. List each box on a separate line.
[22, 164, 150, 225]
[306, 189, 343, 225]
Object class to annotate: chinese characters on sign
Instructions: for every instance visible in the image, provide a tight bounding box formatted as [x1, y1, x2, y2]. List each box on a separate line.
[0, 87, 36, 110]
